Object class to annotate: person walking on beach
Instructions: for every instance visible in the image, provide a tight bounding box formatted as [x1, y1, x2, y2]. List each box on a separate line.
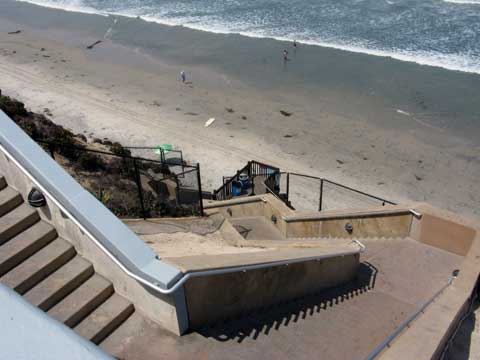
[180, 70, 186, 83]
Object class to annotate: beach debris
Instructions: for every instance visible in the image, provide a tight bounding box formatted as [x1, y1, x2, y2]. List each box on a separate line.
[284, 134, 293, 138]
[151, 101, 161, 107]
[280, 110, 292, 117]
[363, 156, 368, 160]
[414, 174, 423, 181]
[205, 118, 216, 127]
[40, 48, 46, 51]
[336, 159, 345, 165]
[241, 115, 247, 120]
[175, 107, 181, 111]
[377, 182, 385, 185]
[225, 107, 234, 113]
[86, 40, 102, 50]
[8, 30, 21, 35]
[225, 122, 231, 125]
[396, 109, 410, 116]
[184, 112, 198, 116]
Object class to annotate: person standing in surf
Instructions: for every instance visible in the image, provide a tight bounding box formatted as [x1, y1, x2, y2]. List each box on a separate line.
[180, 71, 186, 83]
[283, 49, 289, 62]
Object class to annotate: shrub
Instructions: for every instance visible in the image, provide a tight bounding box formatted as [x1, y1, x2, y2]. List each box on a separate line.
[0, 95, 27, 118]
[16, 119, 38, 138]
[109, 142, 131, 157]
[77, 152, 105, 172]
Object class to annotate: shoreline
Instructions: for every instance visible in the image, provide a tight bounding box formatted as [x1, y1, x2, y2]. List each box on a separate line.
[0, 0, 479, 218]
[15, 0, 480, 75]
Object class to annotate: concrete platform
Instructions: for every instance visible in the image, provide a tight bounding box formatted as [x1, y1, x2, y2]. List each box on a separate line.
[230, 216, 285, 240]
[99, 236, 463, 359]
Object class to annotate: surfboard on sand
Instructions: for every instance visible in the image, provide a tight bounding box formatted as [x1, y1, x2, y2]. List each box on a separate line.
[205, 118, 215, 127]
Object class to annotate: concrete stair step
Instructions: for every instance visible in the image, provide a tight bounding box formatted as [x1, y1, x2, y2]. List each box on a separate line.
[0, 203, 39, 245]
[24, 256, 94, 311]
[74, 294, 134, 344]
[48, 274, 114, 328]
[0, 176, 6, 191]
[0, 238, 75, 294]
[0, 187, 23, 217]
[99, 312, 147, 356]
[0, 221, 57, 276]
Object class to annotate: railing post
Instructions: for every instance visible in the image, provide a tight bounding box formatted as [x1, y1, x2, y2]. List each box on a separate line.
[251, 174, 255, 196]
[319, 178, 324, 211]
[133, 158, 147, 219]
[158, 148, 164, 163]
[196, 163, 204, 216]
[286, 172, 290, 201]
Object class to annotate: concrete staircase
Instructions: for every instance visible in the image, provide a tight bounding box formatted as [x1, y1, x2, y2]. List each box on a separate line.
[0, 175, 135, 346]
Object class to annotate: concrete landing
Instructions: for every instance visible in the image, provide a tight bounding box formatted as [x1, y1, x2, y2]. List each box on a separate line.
[230, 216, 284, 240]
[100, 237, 463, 360]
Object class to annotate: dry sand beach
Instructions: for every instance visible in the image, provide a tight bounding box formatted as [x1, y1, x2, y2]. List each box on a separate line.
[0, 0, 479, 218]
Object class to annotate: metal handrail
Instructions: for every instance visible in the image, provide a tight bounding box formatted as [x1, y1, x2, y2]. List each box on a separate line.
[214, 161, 280, 200]
[278, 171, 396, 206]
[322, 178, 396, 205]
[365, 270, 459, 360]
[1, 142, 365, 296]
[213, 161, 251, 199]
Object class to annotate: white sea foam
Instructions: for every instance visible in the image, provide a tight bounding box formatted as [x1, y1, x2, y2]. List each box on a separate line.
[14, 0, 480, 75]
[15, 0, 105, 16]
[443, 0, 480, 4]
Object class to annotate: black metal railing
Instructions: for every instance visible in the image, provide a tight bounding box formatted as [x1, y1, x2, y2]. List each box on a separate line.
[263, 171, 396, 211]
[36, 139, 204, 218]
[213, 160, 279, 201]
[122, 146, 185, 175]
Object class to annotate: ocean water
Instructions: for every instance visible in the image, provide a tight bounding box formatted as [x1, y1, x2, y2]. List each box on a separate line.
[16, 0, 480, 74]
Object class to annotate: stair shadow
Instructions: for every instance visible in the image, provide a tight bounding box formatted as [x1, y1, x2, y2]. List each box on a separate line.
[198, 262, 378, 343]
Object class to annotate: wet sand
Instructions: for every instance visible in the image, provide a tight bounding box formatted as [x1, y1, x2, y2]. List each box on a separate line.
[0, 0, 479, 218]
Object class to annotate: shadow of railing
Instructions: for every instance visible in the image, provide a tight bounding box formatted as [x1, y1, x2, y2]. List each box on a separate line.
[197, 262, 378, 343]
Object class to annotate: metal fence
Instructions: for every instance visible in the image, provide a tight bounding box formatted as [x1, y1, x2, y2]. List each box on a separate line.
[270, 172, 396, 211]
[213, 160, 279, 201]
[122, 146, 186, 176]
[36, 140, 203, 218]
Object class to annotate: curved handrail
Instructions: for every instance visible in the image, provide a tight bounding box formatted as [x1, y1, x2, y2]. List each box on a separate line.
[1, 139, 365, 295]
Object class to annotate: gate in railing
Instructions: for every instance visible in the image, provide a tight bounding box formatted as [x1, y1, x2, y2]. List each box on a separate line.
[213, 161, 279, 201]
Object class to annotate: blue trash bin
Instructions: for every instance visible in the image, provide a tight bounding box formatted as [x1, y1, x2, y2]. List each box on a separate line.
[232, 181, 242, 196]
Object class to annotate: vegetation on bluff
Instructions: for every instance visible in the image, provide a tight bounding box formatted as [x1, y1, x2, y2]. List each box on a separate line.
[0, 92, 198, 218]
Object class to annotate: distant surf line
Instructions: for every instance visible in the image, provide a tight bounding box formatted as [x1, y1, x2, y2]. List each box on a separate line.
[15, 0, 480, 75]
[443, 0, 480, 4]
